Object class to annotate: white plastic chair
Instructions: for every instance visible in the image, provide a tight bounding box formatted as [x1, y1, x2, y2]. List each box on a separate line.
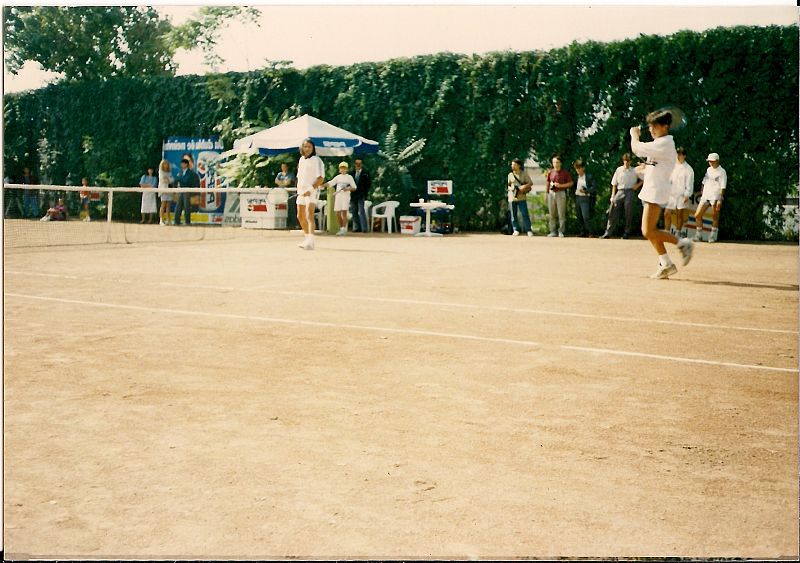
[314, 199, 327, 231]
[363, 200, 372, 225]
[370, 200, 400, 233]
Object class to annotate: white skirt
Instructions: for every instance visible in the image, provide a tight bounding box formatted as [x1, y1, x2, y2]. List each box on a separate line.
[638, 183, 670, 207]
[141, 191, 158, 213]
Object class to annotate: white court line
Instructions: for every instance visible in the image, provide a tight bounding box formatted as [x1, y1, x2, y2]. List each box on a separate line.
[4, 270, 80, 280]
[4, 270, 796, 335]
[5, 292, 797, 374]
[258, 289, 800, 336]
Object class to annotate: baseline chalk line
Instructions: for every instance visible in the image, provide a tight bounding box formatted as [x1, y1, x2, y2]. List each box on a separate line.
[5, 292, 797, 374]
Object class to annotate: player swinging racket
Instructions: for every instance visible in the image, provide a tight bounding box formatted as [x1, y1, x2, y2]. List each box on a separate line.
[630, 110, 694, 279]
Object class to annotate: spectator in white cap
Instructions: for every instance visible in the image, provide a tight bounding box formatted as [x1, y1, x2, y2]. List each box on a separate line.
[325, 161, 357, 236]
[694, 152, 727, 243]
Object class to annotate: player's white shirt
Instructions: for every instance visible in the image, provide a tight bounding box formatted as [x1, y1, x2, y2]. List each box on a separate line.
[325, 173, 357, 193]
[632, 134, 677, 206]
[670, 160, 694, 199]
[610, 165, 639, 202]
[700, 165, 727, 201]
[297, 155, 325, 190]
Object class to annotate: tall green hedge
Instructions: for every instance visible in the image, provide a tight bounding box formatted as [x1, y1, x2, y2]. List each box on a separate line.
[4, 25, 798, 238]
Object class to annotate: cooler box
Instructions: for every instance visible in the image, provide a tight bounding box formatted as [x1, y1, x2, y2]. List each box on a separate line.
[400, 215, 421, 235]
[240, 189, 289, 230]
[265, 188, 289, 230]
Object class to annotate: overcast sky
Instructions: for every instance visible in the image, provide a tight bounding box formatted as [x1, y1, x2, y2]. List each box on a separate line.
[3, 1, 797, 93]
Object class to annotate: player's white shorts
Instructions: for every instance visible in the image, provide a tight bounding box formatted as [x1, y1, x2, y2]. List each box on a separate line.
[699, 188, 722, 207]
[334, 191, 351, 212]
[296, 187, 319, 207]
[699, 198, 722, 208]
[666, 193, 689, 210]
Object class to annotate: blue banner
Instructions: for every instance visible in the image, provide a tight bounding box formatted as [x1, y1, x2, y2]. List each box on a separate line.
[162, 136, 226, 224]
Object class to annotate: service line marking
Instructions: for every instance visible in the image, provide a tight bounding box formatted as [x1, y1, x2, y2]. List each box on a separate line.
[4, 270, 796, 335]
[5, 292, 797, 374]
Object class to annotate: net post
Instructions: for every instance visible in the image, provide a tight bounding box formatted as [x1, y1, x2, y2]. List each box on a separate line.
[106, 189, 114, 243]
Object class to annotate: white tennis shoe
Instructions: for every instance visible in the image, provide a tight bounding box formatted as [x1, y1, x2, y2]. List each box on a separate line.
[676, 238, 694, 266]
[650, 263, 678, 279]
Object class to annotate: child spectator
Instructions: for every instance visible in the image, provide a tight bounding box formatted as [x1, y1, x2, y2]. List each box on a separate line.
[325, 161, 357, 236]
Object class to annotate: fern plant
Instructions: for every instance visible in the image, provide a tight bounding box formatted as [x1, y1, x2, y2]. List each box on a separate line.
[374, 123, 426, 206]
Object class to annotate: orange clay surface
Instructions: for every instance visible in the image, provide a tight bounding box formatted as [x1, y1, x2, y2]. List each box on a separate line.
[3, 226, 798, 559]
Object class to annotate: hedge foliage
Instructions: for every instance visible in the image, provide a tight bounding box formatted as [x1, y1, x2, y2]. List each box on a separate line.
[4, 25, 798, 238]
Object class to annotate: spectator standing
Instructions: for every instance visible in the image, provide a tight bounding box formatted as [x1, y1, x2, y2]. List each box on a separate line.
[665, 147, 694, 238]
[296, 138, 325, 250]
[506, 158, 534, 236]
[545, 155, 573, 237]
[572, 159, 598, 237]
[21, 166, 40, 218]
[40, 198, 67, 221]
[79, 177, 92, 222]
[630, 110, 694, 279]
[350, 158, 371, 233]
[158, 159, 174, 226]
[275, 162, 296, 188]
[325, 161, 357, 236]
[139, 166, 158, 224]
[173, 158, 199, 226]
[601, 153, 642, 239]
[694, 153, 727, 243]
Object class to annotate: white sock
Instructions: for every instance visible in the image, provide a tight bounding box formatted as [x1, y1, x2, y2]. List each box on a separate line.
[659, 253, 673, 267]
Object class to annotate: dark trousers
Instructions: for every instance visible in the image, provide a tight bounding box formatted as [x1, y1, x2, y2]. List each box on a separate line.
[509, 199, 532, 233]
[4, 189, 24, 217]
[575, 195, 592, 235]
[23, 191, 40, 218]
[351, 197, 368, 232]
[173, 193, 192, 225]
[606, 190, 637, 235]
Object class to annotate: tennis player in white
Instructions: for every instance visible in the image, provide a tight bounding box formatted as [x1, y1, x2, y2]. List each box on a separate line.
[694, 153, 727, 243]
[296, 138, 325, 250]
[631, 110, 694, 279]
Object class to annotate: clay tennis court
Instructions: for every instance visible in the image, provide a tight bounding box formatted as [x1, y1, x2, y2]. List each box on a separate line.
[3, 224, 798, 559]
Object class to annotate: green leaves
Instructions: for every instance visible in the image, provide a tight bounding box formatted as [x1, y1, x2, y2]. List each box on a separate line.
[3, 6, 176, 81]
[4, 6, 261, 81]
[165, 6, 261, 71]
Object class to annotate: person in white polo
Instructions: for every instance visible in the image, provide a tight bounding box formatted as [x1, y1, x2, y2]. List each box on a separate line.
[665, 147, 695, 238]
[630, 109, 694, 279]
[325, 161, 357, 236]
[694, 152, 727, 243]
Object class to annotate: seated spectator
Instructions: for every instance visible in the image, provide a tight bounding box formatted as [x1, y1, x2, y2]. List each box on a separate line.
[40, 198, 67, 221]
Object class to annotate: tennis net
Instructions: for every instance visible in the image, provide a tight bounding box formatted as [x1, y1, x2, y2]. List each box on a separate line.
[3, 184, 293, 249]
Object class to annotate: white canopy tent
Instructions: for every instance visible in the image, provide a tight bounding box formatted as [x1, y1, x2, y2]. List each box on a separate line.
[220, 114, 379, 159]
